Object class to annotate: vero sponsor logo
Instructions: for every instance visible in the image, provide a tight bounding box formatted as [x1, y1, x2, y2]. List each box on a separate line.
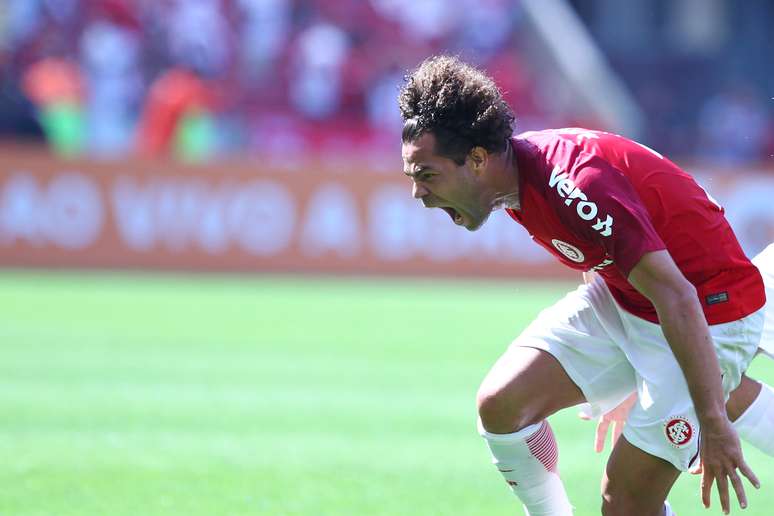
[548, 166, 613, 237]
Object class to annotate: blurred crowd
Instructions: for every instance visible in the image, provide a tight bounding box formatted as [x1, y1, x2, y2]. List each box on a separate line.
[572, 0, 774, 166]
[0, 0, 771, 164]
[0, 0, 552, 161]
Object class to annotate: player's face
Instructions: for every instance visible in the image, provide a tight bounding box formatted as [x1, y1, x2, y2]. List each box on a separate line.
[401, 133, 493, 231]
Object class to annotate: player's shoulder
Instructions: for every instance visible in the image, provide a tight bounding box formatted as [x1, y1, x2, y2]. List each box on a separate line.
[515, 128, 620, 180]
[515, 127, 609, 144]
[516, 128, 612, 166]
[515, 127, 651, 152]
[514, 127, 588, 165]
[516, 127, 667, 181]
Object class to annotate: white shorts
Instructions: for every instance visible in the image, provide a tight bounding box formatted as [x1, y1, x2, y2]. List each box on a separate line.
[752, 243, 774, 358]
[511, 278, 765, 471]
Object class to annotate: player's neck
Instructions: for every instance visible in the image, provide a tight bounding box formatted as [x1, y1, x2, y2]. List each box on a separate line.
[489, 140, 520, 211]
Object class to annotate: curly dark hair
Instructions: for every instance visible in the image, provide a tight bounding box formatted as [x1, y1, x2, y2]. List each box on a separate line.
[398, 55, 515, 165]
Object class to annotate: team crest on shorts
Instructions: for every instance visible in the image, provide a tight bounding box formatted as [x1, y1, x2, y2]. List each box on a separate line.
[663, 416, 694, 448]
[551, 239, 585, 263]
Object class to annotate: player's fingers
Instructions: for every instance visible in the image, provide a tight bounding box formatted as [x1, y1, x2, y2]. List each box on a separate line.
[595, 419, 610, 453]
[717, 472, 730, 514]
[739, 461, 760, 490]
[729, 470, 748, 510]
[689, 461, 703, 475]
[701, 470, 713, 509]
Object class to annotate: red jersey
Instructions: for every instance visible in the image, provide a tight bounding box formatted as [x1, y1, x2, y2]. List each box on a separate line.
[507, 128, 765, 324]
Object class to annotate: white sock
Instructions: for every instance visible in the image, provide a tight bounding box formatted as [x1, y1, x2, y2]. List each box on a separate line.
[479, 419, 573, 515]
[663, 500, 676, 515]
[733, 382, 774, 456]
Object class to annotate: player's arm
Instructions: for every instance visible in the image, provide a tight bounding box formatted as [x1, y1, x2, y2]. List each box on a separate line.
[628, 249, 759, 513]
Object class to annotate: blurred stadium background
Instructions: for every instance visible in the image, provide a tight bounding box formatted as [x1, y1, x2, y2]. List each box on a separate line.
[0, 0, 772, 515]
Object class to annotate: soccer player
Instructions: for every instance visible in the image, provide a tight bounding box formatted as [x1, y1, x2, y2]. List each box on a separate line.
[397, 55, 772, 515]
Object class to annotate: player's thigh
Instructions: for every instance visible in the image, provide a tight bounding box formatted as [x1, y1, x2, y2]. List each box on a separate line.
[602, 435, 680, 516]
[477, 346, 585, 432]
[478, 281, 636, 433]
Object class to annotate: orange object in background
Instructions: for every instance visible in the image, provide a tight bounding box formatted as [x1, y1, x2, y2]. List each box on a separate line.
[135, 68, 215, 157]
[21, 58, 86, 156]
[21, 58, 84, 106]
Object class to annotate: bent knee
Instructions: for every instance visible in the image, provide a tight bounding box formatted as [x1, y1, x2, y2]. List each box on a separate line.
[601, 490, 665, 516]
[476, 384, 542, 434]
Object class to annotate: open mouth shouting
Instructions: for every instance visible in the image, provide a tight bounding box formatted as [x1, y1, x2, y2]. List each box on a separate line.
[439, 206, 464, 225]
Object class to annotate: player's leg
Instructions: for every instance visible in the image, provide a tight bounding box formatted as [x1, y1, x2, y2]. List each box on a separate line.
[600, 359, 694, 515]
[477, 346, 583, 515]
[728, 375, 774, 456]
[601, 436, 680, 515]
[599, 324, 693, 515]
[478, 346, 584, 433]
[610, 293, 765, 514]
[478, 280, 636, 515]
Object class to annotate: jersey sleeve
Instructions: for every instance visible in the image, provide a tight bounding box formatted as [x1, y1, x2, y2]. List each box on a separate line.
[550, 155, 666, 276]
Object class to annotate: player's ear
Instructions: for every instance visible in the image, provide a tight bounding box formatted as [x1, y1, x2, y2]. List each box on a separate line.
[466, 146, 488, 175]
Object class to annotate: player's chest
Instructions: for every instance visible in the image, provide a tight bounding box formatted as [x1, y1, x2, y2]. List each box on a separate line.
[508, 207, 613, 272]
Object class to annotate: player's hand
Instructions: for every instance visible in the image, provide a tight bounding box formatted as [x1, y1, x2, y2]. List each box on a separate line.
[578, 393, 637, 453]
[699, 417, 760, 513]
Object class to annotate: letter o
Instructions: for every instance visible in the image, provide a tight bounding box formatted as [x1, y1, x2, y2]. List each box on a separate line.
[577, 201, 598, 221]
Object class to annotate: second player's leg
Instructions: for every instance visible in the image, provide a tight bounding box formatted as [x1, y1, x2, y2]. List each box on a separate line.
[728, 374, 774, 456]
[735, 243, 774, 456]
[727, 374, 761, 421]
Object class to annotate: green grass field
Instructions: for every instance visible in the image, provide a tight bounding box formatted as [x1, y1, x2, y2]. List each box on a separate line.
[0, 271, 771, 515]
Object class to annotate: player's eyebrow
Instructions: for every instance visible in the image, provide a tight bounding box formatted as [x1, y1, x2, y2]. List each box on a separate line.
[404, 165, 429, 179]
